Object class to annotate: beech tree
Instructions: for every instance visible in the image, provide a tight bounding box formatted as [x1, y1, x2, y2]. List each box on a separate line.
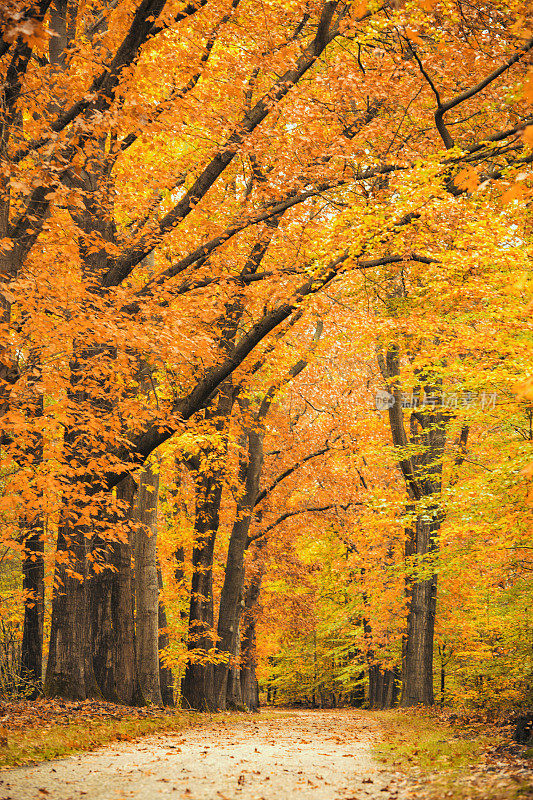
[2, 0, 375, 700]
[1, 0, 532, 707]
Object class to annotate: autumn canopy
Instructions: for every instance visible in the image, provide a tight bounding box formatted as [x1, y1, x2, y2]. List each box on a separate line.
[0, 0, 532, 713]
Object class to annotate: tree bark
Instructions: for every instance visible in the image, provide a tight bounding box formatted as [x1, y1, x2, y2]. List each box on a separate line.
[240, 561, 263, 712]
[135, 460, 162, 706]
[89, 475, 140, 705]
[45, 518, 101, 700]
[181, 386, 233, 712]
[226, 621, 245, 708]
[158, 565, 174, 707]
[180, 466, 222, 711]
[214, 428, 264, 709]
[90, 538, 116, 701]
[21, 523, 44, 694]
[44, 336, 118, 702]
[378, 344, 446, 707]
[401, 515, 438, 706]
[19, 360, 45, 696]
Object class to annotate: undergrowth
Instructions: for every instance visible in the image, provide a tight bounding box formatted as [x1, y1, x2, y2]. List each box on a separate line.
[372, 708, 532, 800]
[0, 709, 203, 769]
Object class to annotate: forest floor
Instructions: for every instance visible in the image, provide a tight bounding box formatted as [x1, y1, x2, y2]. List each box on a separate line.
[0, 705, 531, 799]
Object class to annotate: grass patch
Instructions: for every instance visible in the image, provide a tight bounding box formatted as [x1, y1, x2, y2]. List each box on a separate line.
[371, 708, 532, 800]
[0, 710, 205, 769]
[372, 708, 489, 772]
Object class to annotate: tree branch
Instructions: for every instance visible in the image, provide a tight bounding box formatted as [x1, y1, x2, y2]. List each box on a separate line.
[247, 502, 359, 545]
[12, 0, 208, 164]
[101, 1, 356, 286]
[255, 442, 336, 506]
[435, 35, 533, 150]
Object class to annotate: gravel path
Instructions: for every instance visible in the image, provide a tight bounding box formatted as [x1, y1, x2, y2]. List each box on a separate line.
[0, 709, 404, 799]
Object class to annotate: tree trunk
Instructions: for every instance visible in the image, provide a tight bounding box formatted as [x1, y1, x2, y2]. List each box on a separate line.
[114, 476, 141, 704]
[181, 466, 222, 711]
[368, 664, 380, 708]
[240, 565, 262, 712]
[378, 344, 446, 707]
[225, 592, 245, 709]
[20, 364, 45, 696]
[350, 672, 365, 707]
[90, 538, 116, 701]
[45, 518, 101, 700]
[21, 524, 44, 695]
[45, 326, 119, 701]
[158, 565, 174, 707]
[381, 668, 398, 709]
[401, 515, 438, 706]
[181, 387, 233, 712]
[214, 428, 264, 710]
[135, 461, 162, 706]
[89, 475, 139, 705]
[214, 517, 250, 709]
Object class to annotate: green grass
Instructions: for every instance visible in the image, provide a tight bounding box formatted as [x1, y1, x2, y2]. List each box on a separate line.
[0, 711, 205, 769]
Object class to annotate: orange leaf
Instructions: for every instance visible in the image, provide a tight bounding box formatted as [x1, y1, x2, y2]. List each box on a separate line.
[454, 167, 479, 193]
[502, 183, 526, 204]
[405, 28, 424, 45]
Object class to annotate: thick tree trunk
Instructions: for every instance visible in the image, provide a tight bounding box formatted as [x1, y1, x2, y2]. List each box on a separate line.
[45, 519, 101, 700]
[90, 540, 116, 701]
[21, 524, 44, 694]
[387, 667, 400, 708]
[114, 476, 141, 704]
[368, 664, 398, 709]
[135, 461, 162, 706]
[240, 641, 259, 711]
[158, 565, 174, 707]
[368, 664, 378, 708]
[240, 567, 262, 712]
[214, 516, 250, 709]
[401, 516, 438, 706]
[350, 672, 365, 707]
[181, 467, 222, 711]
[181, 386, 233, 712]
[214, 428, 264, 710]
[89, 475, 139, 705]
[226, 593, 245, 709]
[379, 345, 446, 707]
[20, 364, 45, 696]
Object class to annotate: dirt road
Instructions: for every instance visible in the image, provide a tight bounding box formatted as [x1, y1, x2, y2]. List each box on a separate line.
[1, 709, 405, 799]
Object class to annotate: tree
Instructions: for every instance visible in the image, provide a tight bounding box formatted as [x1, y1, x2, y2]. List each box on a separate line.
[2, 0, 532, 707]
[2, 0, 372, 700]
